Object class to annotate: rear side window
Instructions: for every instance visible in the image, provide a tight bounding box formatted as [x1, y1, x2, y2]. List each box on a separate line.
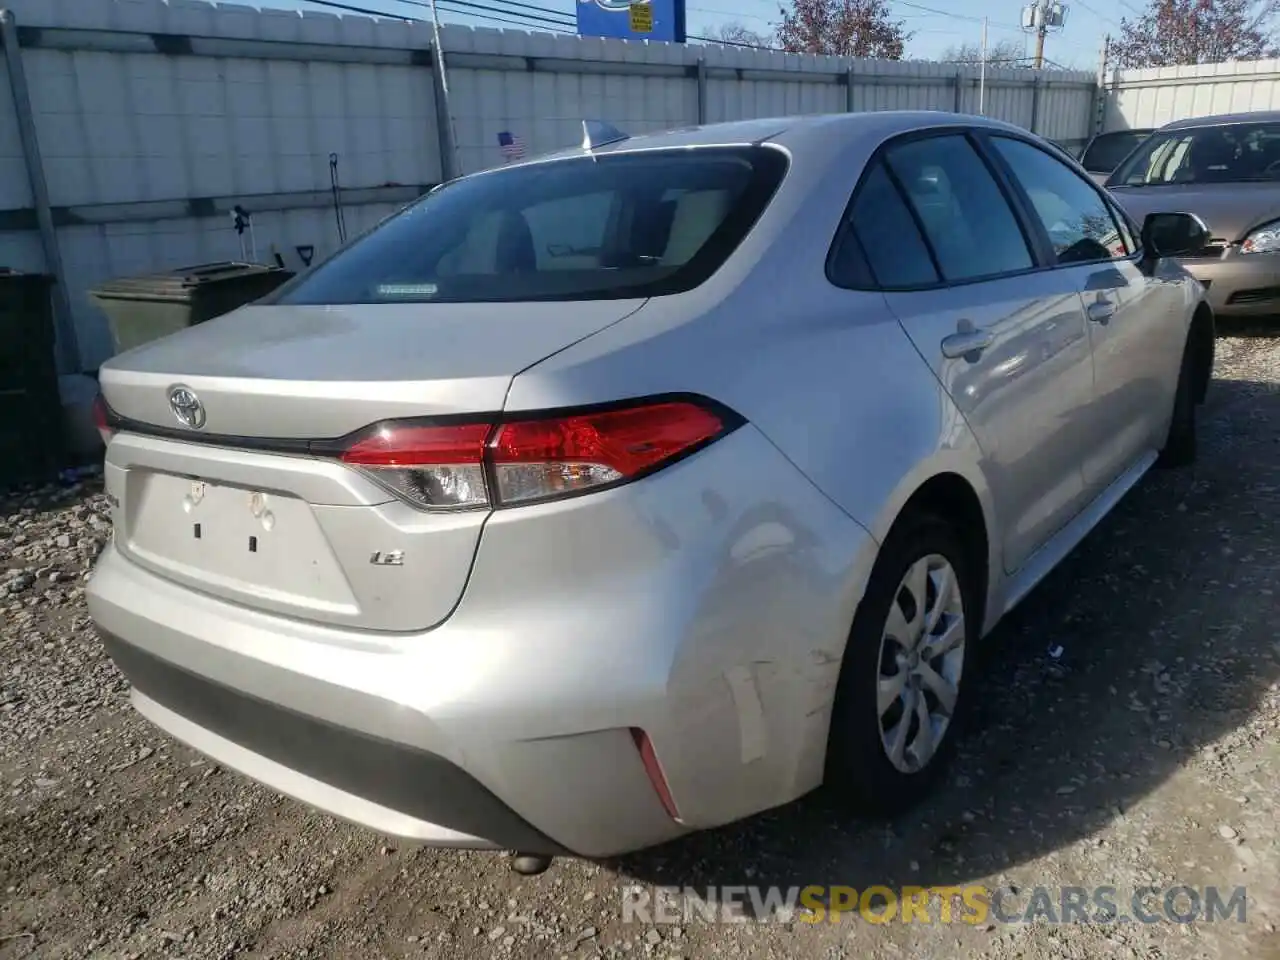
[829, 161, 939, 289]
[277, 147, 788, 304]
[884, 135, 1034, 283]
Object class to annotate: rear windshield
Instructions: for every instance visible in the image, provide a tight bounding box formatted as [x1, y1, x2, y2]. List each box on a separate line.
[1080, 130, 1151, 172]
[276, 146, 788, 305]
[1111, 121, 1280, 186]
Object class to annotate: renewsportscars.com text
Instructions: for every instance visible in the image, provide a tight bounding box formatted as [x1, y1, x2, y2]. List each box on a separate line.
[621, 884, 1249, 925]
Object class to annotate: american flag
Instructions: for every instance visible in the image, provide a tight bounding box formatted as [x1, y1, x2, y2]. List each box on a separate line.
[497, 130, 526, 162]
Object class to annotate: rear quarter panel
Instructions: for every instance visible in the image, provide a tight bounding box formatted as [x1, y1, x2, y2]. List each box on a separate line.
[495, 123, 1005, 818]
[506, 122, 1000, 617]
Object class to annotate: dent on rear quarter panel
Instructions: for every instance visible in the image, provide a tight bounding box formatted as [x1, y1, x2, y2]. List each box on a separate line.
[449, 423, 876, 829]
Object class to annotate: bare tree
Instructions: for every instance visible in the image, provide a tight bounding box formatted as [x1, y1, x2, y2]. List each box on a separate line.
[708, 22, 773, 48]
[941, 38, 1028, 66]
[1112, 0, 1280, 68]
[776, 0, 910, 59]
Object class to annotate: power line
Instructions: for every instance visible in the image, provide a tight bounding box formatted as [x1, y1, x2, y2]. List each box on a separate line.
[427, 0, 576, 22]
[302, 0, 423, 20]
[393, 0, 576, 28]
[1071, 0, 1124, 29]
[305, 0, 1080, 63]
[305, 0, 577, 32]
[690, 5, 775, 25]
[891, 0, 1023, 31]
[434, 0, 574, 28]
[315, 0, 776, 46]
[437, 2, 575, 31]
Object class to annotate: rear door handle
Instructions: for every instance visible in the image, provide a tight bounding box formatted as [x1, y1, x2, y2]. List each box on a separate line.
[1087, 300, 1116, 325]
[941, 328, 994, 361]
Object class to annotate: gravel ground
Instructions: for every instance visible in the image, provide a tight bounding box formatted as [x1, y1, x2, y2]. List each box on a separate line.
[3, 332, 1279, 960]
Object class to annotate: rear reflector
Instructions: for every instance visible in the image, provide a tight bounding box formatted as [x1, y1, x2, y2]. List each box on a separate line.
[630, 728, 681, 821]
[92, 393, 115, 447]
[334, 397, 737, 511]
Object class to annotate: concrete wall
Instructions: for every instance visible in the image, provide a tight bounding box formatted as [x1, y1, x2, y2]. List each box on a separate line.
[1103, 58, 1280, 132]
[0, 0, 1098, 371]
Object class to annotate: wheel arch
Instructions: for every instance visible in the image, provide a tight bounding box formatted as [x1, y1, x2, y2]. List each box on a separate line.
[867, 458, 1000, 639]
[1189, 302, 1215, 404]
[822, 466, 995, 811]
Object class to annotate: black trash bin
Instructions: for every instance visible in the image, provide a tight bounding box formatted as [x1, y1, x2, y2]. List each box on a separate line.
[0, 268, 64, 488]
[89, 261, 294, 355]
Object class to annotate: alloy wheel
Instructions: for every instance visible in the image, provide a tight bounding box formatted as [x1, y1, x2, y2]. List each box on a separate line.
[876, 553, 966, 774]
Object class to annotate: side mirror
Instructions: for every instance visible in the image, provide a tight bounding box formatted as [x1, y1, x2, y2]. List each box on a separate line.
[1141, 212, 1211, 260]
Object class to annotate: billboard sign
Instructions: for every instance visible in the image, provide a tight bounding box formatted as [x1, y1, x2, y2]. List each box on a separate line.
[576, 0, 686, 43]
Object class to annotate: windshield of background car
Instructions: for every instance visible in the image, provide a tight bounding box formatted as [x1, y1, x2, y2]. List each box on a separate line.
[275, 146, 788, 304]
[1111, 122, 1280, 186]
[1080, 130, 1151, 172]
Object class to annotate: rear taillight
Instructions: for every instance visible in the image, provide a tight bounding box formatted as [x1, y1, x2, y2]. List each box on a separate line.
[490, 401, 726, 505]
[336, 397, 737, 511]
[92, 393, 115, 447]
[341, 422, 491, 510]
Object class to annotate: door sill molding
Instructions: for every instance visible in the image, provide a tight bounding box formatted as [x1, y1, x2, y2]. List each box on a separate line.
[1001, 450, 1157, 617]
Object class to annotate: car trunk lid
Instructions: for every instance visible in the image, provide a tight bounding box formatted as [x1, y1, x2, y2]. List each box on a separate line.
[101, 301, 644, 436]
[99, 299, 645, 632]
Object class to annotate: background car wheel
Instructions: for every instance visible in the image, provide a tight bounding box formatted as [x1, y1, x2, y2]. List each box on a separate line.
[1158, 337, 1198, 469]
[825, 512, 978, 816]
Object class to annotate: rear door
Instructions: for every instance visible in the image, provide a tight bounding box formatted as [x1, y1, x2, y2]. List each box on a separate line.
[836, 131, 1095, 574]
[986, 133, 1182, 495]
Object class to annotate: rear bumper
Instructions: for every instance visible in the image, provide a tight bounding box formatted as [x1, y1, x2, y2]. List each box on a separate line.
[1180, 254, 1280, 317]
[100, 628, 565, 853]
[87, 423, 877, 858]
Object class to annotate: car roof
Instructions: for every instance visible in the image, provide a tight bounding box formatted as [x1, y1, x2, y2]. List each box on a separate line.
[1160, 110, 1280, 131]
[498, 111, 1038, 169]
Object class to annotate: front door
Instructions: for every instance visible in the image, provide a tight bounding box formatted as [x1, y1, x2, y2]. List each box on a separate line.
[985, 134, 1181, 494]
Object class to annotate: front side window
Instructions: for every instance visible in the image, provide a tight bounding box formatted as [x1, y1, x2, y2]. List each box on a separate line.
[993, 136, 1127, 265]
[276, 147, 788, 304]
[1111, 121, 1280, 186]
[883, 135, 1034, 283]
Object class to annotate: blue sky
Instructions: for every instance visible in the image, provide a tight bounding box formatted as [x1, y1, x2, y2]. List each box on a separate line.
[268, 0, 1124, 70]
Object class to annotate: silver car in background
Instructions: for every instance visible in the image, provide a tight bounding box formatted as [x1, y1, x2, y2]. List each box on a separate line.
[88, 111, 1215, 869]
[1108, 111, 1280, 319]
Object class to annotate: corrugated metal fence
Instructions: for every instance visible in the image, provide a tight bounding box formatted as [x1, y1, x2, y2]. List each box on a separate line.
[1102, 57, 1280, 132]
[0, 0, 1097, 371]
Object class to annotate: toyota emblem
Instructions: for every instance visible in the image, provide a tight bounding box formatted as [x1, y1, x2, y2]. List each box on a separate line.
[168, 385, 206, 429]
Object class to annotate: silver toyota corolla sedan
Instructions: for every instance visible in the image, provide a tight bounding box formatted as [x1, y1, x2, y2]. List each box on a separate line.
[88, 111, 1215, 871]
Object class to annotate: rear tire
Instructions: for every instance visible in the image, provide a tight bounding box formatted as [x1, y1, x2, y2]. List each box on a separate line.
[1158, 336, 1198, 469]
[825, 512, 978, 816]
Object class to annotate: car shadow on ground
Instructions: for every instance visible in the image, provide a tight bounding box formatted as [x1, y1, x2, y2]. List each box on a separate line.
[605, 377, 1280, 905]
[1217, 317, 1280, 338]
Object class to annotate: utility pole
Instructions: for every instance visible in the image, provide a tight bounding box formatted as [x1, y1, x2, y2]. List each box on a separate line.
[427, 0, 461, 180]
[1094, 33, 1111, 136]
[979, 17, 989, 115]
[1021, 0, 1067, 70]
